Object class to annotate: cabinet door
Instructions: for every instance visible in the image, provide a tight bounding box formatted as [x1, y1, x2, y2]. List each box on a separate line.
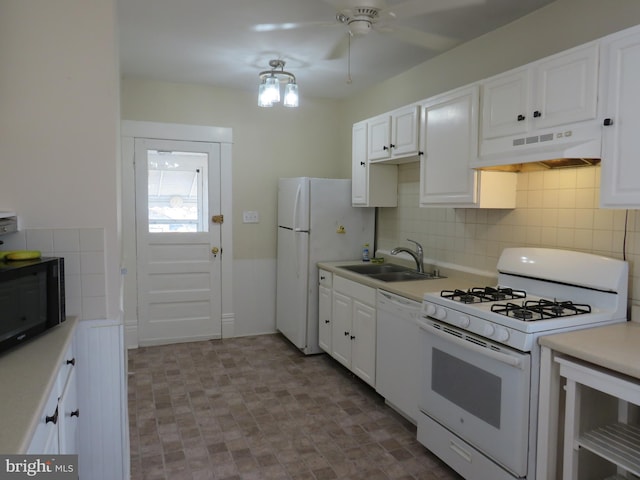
[318, 284, 332, 353]
[351, 121, 368, 205]
[368, 114, 391, 160]
[58, 368, 79, 454]
[27, 384, 60, 454]
[390, 105, 420, 158]
[481, 68, 530, 140]
[351, 300, 376, 386]
[600, 28, 640, 207]
[331, 291, 352, 368]
[420, 85, 479, 206]
[534, 43, 598, 130]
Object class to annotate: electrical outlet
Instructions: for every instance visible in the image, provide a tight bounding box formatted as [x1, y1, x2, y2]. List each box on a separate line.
[242, 211, 259, 223]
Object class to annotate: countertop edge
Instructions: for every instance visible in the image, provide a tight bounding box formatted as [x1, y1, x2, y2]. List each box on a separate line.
[317, 260, 496, 302]
[0, 316, 79, 453]
[539, 321, 640, 380]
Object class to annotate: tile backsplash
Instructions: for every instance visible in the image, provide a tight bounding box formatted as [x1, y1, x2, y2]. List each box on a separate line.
[1, 227, 107, 320]
[377, 163, 640, 305]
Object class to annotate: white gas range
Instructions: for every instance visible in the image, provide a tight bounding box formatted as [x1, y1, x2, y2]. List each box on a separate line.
[416, 247, 628, 480]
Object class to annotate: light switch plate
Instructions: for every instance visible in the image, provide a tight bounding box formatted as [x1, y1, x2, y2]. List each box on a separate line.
[242, 211, 259, 223]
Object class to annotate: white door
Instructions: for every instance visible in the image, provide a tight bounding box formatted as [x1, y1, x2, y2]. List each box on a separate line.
[135, 138, 222, 345]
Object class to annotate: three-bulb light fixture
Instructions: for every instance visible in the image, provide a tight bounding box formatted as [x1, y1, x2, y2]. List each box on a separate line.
[257, 59, 299, 108]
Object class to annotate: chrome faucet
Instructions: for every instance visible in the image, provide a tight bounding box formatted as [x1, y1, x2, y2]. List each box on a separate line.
[390, 239, 424, 273]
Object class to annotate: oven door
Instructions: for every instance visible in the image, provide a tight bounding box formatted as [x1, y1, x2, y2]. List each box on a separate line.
[418, 318, 531, 477]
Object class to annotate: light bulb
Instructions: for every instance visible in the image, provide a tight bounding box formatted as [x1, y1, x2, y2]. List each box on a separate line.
[283, 82, 299, 108]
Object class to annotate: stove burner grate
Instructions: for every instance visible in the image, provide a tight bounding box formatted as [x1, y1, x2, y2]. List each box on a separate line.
[441, 286, 526, 304]
[491, 299, 592, 321]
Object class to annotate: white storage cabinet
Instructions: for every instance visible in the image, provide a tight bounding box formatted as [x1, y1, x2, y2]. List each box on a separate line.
[367, 105, 421, 162]
[600, 25, 640, 207]
[478, 42, 599, 164]
[419, 84, 516, 208]
[331, 276, 376, 386]
[318, 269, 332, 353]
[352, 120, 398, 207]
[557, 356, 640, 480]
[28, 342, 79, 455]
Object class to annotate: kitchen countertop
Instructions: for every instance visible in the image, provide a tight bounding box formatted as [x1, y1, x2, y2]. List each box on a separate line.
[317, 260, 496, 302]
[539, 321, 640, 380]
[0, 316, 78, 453]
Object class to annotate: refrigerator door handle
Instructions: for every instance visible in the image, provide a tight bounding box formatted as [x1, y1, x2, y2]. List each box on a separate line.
[293, 183, 302, 231]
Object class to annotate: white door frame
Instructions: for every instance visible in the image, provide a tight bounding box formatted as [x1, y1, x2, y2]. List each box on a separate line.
[121, 121, 234, 349]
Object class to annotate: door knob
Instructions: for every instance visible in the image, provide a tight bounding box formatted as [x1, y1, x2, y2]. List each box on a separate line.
[211, 247, 220, 257]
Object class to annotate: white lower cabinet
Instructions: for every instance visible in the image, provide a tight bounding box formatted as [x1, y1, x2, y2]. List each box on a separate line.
[318, 269, 332, 353]
[28, 342, 79, 455]
[75, 319, 128, 480]
[557, 356, 640, 480]
[330, 276, 376, 386]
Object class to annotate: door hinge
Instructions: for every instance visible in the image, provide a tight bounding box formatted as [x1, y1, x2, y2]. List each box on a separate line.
[212, 214, 224, 224]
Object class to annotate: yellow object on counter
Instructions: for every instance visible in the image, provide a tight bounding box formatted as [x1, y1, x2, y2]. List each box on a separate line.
[3, 250, 42, 261]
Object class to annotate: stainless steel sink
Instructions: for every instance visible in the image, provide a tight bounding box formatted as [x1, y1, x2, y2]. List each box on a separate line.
[338, 263, 446, 282]
[339, 263, 412, 275]
[369, 271, 440, 282]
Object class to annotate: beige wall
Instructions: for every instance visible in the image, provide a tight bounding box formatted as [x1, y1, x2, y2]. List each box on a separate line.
[121, 79, 346, 260]
[0, 0, 121, 320]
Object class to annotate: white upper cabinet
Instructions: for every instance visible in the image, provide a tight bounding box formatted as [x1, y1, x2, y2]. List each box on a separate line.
[477, 42, 600, 166]
[368, 105, 421, 163]
[419, 85, 516, 208]
[352, 120, 398, 207]
[600, 25, 640, 207]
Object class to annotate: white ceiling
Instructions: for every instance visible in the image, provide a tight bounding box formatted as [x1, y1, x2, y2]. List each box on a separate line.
[118, 0, 555, 100]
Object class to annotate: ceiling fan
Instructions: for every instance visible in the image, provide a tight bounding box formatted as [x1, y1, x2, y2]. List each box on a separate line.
[253, 0, 485, 59]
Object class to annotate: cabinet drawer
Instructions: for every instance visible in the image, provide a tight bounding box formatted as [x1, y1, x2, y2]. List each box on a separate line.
[57, 342, 76, 392]
[333, 276, 375, 306]
[318, 269, 332, 288]
[27, 383, 60, 454]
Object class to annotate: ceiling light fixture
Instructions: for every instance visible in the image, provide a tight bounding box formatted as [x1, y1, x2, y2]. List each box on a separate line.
[258, 59, 299, 108]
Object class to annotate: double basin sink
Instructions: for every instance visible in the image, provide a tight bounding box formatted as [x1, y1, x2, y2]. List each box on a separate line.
[338, 263, 445, 282]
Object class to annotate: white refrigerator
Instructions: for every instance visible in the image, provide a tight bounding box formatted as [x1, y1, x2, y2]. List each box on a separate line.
[276, 177, 375, 354]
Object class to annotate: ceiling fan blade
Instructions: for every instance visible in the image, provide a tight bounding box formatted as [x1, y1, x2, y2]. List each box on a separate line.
[382, 25, 459, 51]
[382, 0, 484, 20]
[325, 33, 351, 60]
[251, 20, 337, 33]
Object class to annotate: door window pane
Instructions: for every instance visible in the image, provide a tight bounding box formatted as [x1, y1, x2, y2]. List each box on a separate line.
[147, 150, 208, 232]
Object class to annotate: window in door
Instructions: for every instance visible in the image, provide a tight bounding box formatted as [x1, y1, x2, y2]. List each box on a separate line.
[146, 150, 208, 233]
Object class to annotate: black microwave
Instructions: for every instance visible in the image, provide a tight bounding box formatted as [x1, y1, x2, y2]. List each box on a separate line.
[0, 257, 65, 354]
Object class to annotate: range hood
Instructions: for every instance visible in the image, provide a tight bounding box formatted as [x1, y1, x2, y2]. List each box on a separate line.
[475, 120, 602, 171]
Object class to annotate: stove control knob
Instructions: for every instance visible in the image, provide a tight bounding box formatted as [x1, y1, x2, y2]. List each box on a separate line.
[494, 327, 510, 342]
[483, 324, 495, 337]
[434, 307, 447, 320]
[457, 315, 471, 328]
[423, 303, 437, 317]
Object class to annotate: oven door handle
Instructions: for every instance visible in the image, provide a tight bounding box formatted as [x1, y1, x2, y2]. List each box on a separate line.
[418, 320, 525, 369]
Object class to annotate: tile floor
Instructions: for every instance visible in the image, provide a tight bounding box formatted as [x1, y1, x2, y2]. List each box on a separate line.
[128, 334, 462, 480]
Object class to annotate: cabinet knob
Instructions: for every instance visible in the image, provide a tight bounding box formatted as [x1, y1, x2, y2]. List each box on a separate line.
[418, 151, 424, 156]
[389, 144, 395, 149]
[517, 114, 526, 121]
[344, 331, 350, 336]
[383, 145, 389, 151]
[603, 118, 614, 126]
[71, 409, 80, 418]
[360, 161, 365, 166]
[66, 358, 75, 366]
[350, 335, 355, 340]
[324, 319, 330, 324]
[533, 110, 542, 118]
[46, 407, 59, 425]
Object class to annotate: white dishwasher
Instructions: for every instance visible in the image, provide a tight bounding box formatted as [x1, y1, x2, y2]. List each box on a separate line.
[375, 290, 421, 423]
